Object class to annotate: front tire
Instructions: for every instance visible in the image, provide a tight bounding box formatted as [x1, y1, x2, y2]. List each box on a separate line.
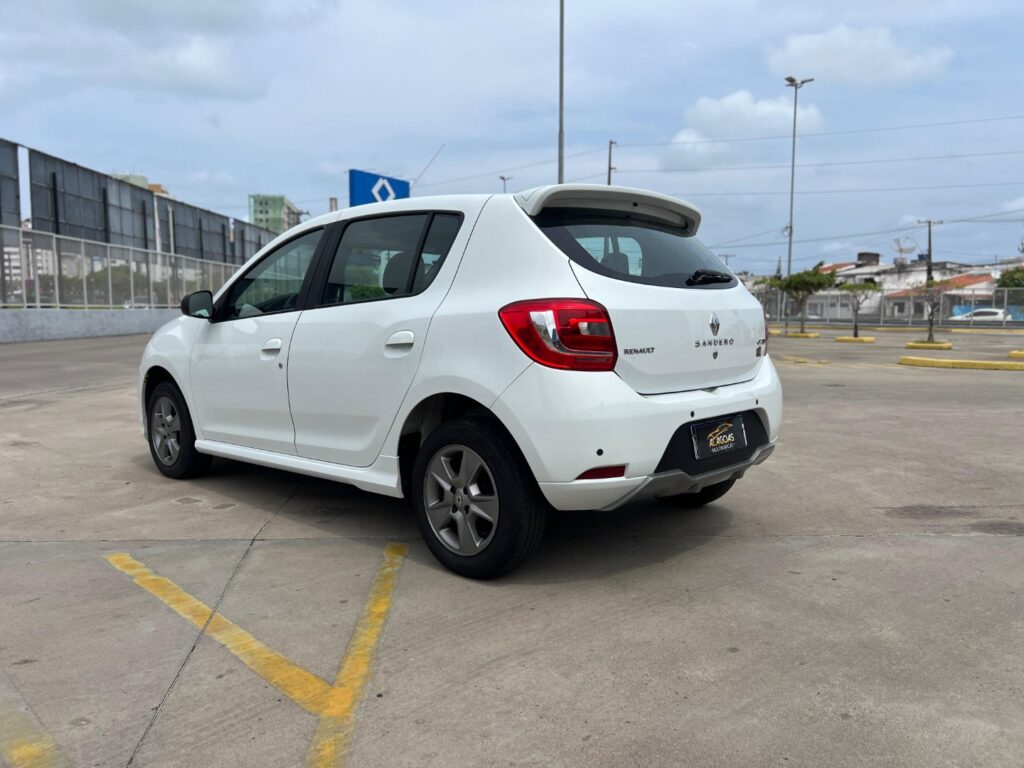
[657, 478, 735, 509]
[146, 381, 211, 480]
[411, 417, 546, 579]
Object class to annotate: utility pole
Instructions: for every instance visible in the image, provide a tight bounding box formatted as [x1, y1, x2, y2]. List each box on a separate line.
[917, 218, 943, 283]
[557, 0, 565, 183]
[719, 254, 733, 268]
[499, 175, 513, 193]
[606, 140, 616, 185]
[783, 75, 813, 336]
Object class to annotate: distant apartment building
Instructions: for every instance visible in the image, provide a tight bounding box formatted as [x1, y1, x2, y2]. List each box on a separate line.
[112, 173, 169, 196]
[249, 194, 303, 235]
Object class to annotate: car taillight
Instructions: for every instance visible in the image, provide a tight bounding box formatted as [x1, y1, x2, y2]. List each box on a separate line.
[498, 299, 617, 372]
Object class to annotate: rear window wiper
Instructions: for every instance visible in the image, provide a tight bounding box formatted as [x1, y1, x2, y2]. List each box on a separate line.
[685, 269, 734, 286]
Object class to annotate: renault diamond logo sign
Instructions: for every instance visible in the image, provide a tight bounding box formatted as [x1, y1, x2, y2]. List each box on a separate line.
[371, 176, 396, 203]
[709, 313, 720, 336]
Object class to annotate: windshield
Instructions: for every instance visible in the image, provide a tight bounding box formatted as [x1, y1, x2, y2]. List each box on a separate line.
[533, 208, 736, 289]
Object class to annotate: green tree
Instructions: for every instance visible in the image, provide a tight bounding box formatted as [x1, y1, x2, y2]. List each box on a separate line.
[996, 267, 1024, 288]
[838, 282, 881, 338]
[769, 264, 835, 333]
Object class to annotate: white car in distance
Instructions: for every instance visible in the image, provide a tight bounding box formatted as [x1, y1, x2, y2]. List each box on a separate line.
[140, 185, 782, 578]
[948, 308, 1011, 322]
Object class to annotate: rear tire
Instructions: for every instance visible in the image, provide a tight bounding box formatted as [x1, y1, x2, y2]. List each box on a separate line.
[657, 478, 735, 509]
[411, 417, 546, 579]
[146, 381, 211, 480]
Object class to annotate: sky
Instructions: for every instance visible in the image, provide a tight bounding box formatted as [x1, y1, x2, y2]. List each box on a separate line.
[2, 0, 1024, 273]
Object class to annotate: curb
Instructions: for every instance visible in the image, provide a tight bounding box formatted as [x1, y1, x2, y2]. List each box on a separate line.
[899, 356, 1024, 371]
[906, 341, 953, 350]
[950, 328, 1024, 335]
[1010, 350, 1024, 359]
[785, 332, 820, 339]
[836, 336, 875, 343]
[870, 327, 929, 333]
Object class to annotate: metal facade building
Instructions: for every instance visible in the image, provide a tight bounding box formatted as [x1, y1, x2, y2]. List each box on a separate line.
[5, 139, 277, 264]
[0, 139, 19, 227]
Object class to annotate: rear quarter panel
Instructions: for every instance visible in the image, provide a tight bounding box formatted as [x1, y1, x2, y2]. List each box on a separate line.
[382, 196, 589, 455]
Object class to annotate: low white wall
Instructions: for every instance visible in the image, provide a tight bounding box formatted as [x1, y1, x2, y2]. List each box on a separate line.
[0, 309, 180, 343]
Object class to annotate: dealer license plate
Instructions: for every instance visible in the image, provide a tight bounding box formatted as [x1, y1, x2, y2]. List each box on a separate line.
[691, 414, 747, 461]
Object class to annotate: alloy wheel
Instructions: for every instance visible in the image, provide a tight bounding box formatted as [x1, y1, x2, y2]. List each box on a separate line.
[423, 444, 500, 556]
[150, 395, 182, 466]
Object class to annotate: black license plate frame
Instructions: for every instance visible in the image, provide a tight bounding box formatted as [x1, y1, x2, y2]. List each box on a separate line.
[690, 414, 747, 461]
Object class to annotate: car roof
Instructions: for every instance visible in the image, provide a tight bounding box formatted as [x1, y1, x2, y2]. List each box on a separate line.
[260, 184, 704, 256]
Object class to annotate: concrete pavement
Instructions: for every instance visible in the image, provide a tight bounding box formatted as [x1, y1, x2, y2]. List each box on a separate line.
[1, 333, 1022, 766]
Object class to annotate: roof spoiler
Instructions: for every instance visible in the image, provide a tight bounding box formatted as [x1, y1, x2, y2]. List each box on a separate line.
[514, 184, 702, 233]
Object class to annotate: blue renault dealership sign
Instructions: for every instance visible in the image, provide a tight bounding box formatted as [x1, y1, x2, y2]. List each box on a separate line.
[348, 169, 411, 206]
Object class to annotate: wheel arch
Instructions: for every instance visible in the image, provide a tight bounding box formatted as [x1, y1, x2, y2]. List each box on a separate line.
[395, 392, 528, 497]
[143, 365, 180, 409]
[140, 364, 199, 441]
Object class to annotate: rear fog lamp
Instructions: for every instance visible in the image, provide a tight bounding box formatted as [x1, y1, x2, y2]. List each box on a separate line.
[576, 465, 627, 480]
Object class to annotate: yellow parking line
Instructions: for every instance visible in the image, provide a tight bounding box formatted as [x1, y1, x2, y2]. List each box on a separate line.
[306, 543, 408, 768]
[0, 676, 70, 768]
[106, 545, 408, 766]
[106, 553, 339, 716]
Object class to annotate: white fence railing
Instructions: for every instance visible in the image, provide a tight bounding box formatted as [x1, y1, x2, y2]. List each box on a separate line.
[0, 225, 240, 309]
[752, 285, 1024, 327]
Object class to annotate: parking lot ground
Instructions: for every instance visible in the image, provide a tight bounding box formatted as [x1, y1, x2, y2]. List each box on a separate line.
[772, 325, 1024, 364]
[1, 333, 1022, 767]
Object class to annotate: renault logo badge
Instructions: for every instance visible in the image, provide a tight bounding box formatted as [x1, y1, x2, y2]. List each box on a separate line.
[709, 312, 720, 336]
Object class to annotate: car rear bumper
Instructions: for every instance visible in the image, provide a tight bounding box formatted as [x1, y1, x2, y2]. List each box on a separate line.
[491, 356, 782, 511]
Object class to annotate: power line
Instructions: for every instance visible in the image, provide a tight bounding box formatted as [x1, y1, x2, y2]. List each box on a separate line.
[618, 114, 1024, 149]
[709, 206, 1024, 252]
[414, 114, 1024, 190]
[416, 147, 606, 189]
[671, 180, 1024, 198]
[612, 148, 1024, 175]
[707, 227, 786, 248]
[717, 223, 927, 249]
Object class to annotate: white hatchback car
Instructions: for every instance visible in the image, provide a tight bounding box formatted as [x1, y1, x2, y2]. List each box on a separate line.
[947, 308, 1011, 322]
[141, 185, 782, 577]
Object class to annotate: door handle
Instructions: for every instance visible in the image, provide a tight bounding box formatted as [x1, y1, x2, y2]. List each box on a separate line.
[385, 330, 415, 348]
[261, 338, 283, 354]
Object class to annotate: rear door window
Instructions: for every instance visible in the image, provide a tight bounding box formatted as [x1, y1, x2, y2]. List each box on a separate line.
[321, 214, 429, 305]
[317, 212, 463, 306]
[415, 213, 463, 292]
[534, 208, 735, 288]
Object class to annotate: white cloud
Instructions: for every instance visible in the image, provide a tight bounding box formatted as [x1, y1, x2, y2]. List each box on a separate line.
[820, 241, 853, 255]
[1001, 196, 1024, 212]
[189, 170, 237, 187]
[0, 2, 267, 102]
[687, 90, 824, 137]
[663, 90, 822, 169]
[768, 25, 952, 87]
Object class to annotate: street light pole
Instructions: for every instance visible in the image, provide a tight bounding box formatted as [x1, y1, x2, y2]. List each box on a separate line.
[500, 175, 513, 193]
[606, 140, 616, 185]
[557, 0, 565, 184]
[783, 75, 813, 336]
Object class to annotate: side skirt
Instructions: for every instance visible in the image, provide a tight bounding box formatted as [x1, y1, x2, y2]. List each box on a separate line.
[194, 440, 404, 498]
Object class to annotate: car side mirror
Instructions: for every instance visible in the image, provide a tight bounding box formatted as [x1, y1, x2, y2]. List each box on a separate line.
[181, 290, 214, 320]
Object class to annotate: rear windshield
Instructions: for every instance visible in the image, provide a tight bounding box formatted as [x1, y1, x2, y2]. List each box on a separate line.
[534, 208, 736, 289]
